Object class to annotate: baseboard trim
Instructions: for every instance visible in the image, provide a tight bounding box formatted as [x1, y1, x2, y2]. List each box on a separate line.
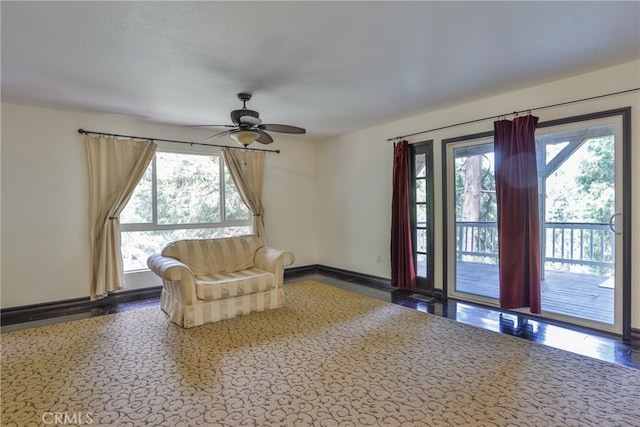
[317, 265, 393, 291]
[283, 264, 322, 279]
[285, 264, 393, 291]
[1, 266, 390, 326]
[289, 265, 448, 299]
[6, 267, 637, 341]
[1, 287, 162, 326]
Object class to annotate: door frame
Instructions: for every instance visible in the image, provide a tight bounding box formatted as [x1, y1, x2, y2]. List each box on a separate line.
[536, 108, 632, 340]
[441, 107, 632, 340]
[409, 140, 436, 294]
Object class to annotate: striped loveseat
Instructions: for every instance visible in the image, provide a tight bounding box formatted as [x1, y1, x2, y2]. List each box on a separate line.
[147, 235, 294, 328]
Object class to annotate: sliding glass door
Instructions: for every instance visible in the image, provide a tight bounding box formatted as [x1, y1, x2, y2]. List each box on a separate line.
[537, 118, 621, 328]
[445, 135, 499, 303]
[443, 109, 631, 336]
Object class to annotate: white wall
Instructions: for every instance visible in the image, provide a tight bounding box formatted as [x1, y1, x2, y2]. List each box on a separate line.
[2, 60, 639, 331]
[316, 60, 640, 329]
[0, 104, 317, 308]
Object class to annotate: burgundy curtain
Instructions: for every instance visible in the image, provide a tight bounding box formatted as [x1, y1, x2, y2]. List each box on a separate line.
[391, 140, 416, 290]
[494, 115, 541, 314]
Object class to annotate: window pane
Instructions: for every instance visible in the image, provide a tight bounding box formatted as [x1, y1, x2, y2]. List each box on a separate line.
[410, 141, 434, 290]
[416, 203, 427, 223]
[157, 152, 220, 224]
[545, 141, 569, 165]
[416, 178, 426, 203]
[416, 253, 427, 277]
[415, 153, 426, 178]
[545, 135, 614, 224]
[452, 142, 498, 299]
[121, 151, 251, 273]
[120, 162, 152, 224]
[417, 228, 427, 252]
[122, 226, 251, 271]
[224, 165, 250, 220]
[453, 145, 496, 222]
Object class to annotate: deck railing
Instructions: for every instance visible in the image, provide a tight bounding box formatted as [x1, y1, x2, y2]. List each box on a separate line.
[455, 221, 615, 269]
[456, 221, 498, 261]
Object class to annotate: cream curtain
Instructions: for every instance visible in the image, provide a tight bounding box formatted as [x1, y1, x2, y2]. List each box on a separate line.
[86, 136, 157, 300]
[222, 149, 267, 243]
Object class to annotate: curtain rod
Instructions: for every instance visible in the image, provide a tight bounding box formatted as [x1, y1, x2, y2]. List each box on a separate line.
[77, 129, 281, 153]
[387, 87, 640, 142]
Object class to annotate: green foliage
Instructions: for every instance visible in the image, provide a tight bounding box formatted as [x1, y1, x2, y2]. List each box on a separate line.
[120, 151, 251, 271]
[574, 137, 615, 223]
[156, 153, 221, 224]
[545, 136, 614, 223]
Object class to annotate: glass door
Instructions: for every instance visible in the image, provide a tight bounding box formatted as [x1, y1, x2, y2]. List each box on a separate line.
[443, 109, 630, 336]
[410, 141, 434, 292]
[537, 113, 626, 334]
[445, 135, 499, 305]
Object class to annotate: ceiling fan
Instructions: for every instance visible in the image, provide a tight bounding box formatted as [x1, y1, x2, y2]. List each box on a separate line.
[195, 93, 305, 147]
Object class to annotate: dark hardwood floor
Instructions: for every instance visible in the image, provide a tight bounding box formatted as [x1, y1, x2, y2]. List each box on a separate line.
[391, 289, 639, 370]
[2, 273, 638, 370]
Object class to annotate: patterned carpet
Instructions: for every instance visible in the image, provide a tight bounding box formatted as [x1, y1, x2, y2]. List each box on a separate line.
[2, 280, 639, 426]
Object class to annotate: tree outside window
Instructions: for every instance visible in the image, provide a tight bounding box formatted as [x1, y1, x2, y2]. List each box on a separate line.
[120, 151, 250, 271]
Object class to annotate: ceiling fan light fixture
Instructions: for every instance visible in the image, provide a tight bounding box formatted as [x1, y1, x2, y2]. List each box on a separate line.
[230, 129, 260, 146]
[202, 93, 305, 145]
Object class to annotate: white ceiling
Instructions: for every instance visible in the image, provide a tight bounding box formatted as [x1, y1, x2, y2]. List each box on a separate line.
[2, 1, 639, 141]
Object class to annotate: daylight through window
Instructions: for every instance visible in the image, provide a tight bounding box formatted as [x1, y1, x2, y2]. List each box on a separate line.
[120, 151, 251, 271]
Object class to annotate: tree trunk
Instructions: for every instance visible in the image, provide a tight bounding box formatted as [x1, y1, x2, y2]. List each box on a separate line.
[462, 156, 482, 259]
[462, 156, 482, 222]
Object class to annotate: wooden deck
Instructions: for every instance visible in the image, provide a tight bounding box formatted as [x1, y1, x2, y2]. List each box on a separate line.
[447, 261, 614, 324]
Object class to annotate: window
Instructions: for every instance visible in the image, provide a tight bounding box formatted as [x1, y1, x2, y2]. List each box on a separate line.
[410, 141, 435, 292]
[120, 150, 250, 271]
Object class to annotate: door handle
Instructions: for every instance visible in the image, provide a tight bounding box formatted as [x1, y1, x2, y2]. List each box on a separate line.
[609, 213, 621, 235]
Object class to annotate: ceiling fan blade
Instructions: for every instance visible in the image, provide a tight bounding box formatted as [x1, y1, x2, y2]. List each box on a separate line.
[183, 124, 235, 128]
[255, 130, 274, 144]
[205, 129, 234, 142]
[260, 124, 306, 134]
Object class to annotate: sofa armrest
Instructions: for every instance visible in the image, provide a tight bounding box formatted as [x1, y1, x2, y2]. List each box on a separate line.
[147, 254, 198, 305]
[255, 247, 294, 270]
[254, 247, 294, 276]
[147, 254, 194, 281]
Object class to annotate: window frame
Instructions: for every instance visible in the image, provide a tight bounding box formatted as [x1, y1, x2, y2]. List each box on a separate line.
[409, 140, 436, 293]
[120, 148, 251, 270]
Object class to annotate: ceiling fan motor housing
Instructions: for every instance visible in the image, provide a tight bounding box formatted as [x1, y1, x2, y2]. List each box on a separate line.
[231, 109, 259, 125]
[202, 92, 304, 145]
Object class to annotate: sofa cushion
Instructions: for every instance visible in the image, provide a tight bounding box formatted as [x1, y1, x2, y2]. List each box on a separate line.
[194, 268, 275, 301]
[161, 235, 264, 275]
